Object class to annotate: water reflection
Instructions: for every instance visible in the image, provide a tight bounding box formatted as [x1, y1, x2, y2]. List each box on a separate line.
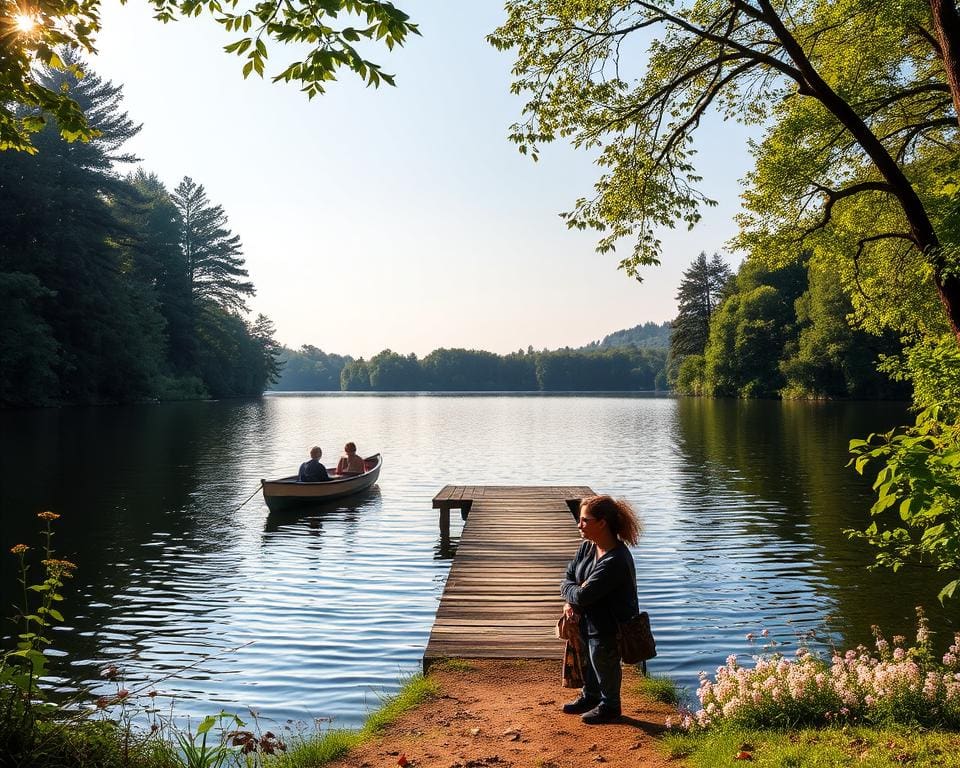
[262, 487, 380, 535]
[669, 398, 953, 652]
[1, 394, 955, 726]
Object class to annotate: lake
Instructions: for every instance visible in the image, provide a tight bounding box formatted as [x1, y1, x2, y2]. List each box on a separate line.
[0, 394, 954, 728]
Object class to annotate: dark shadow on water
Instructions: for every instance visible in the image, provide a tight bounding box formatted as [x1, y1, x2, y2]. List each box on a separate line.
[434, 528, 459, 561]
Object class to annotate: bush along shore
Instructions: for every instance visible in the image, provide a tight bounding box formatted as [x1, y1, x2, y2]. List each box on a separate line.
[662, 612, 960, 767]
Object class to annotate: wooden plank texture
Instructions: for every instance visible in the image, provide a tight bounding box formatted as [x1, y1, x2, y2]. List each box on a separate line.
[423, 485, 594, 670]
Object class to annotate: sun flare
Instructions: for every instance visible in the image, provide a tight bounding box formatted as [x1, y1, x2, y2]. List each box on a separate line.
[13, 12, 37, 33]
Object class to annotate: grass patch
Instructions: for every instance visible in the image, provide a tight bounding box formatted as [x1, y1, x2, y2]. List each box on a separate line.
[427, 658, 475, 673]
[631, 674, 682, 706]
[364, 674, 439, 734]
[271, 673, 439, 767]
[0, 714, 180, 768]
[661, 726, 960, 767]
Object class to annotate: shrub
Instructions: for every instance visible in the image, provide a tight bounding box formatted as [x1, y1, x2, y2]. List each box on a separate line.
[679, 609, 960, 731]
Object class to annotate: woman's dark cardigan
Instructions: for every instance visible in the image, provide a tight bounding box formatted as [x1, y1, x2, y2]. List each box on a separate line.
[561, 540, 638, 638]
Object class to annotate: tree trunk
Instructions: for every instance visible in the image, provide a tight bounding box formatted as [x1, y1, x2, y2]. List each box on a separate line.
[758, 0, 960, 343]
[930, 0, 960, 129]
[929, 0, 960, 341]
[934, 270, 960, 342]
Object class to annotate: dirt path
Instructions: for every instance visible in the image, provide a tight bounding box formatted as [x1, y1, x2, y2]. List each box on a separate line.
[327, 659, 682, 768]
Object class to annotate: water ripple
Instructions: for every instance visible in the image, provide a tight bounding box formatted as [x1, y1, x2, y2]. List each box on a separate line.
[1, 395, 954, 725]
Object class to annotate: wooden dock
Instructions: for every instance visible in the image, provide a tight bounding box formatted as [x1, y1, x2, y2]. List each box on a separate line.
[423, 485, 594, 670]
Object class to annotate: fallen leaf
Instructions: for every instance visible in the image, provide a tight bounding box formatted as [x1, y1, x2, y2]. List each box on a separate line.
[397, 754, 409, 767]
[734, 751, 752, 761]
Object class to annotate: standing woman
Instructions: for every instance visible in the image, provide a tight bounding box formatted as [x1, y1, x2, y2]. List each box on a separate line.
[561, 495, 641, 724]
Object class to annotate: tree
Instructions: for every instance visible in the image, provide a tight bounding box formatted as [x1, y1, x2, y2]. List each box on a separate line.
[123, 170, 197, 374]
[698, 257, 806, 397]
[671, 252, 733, 359]
[250, 313, 284, 389]
[274, 346, 351, 390]
[780, 265, 907, 398]
[0, 272, 59, 406]
[340, 358, 371, 390]
[172, 177, 254, 313]
[490, 0, 960, 343]
[0, 60, 166, 404]
[367, 349, 422, 390]
[1, 1, 419, 152]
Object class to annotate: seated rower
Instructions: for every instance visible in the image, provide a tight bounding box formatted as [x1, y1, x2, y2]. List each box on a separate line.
[298, 446, 330, 482]
[335, 442, 365, 476]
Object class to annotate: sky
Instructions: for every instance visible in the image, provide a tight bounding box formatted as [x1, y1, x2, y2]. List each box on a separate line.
[92, 1, 755, 358]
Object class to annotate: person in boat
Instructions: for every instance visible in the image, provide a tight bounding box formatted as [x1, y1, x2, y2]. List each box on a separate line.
[298, 446, 330, 482]
[560, 495, 641, 725]
[335, 442, 365, 476]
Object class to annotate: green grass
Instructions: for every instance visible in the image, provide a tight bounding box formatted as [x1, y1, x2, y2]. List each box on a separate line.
[0, 714, 180, 768]
[269, 672, 439, 768]
[662, 726, 960, 767]
[631, 674, 683, 706]
[426, 658, 475, 673]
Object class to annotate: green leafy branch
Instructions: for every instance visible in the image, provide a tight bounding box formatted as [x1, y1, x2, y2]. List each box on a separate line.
[0, 0, 419, 151]
[846, 405, 960, 603]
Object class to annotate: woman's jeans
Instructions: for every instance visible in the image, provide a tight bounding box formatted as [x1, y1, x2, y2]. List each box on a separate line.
[579, 621, 622, 711]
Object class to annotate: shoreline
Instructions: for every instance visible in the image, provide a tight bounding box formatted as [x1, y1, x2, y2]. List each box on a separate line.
[316, 659, 680, 768]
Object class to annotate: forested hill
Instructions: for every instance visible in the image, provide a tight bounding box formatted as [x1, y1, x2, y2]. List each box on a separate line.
[584, 321, 671, 350]
[0, 61, 281, 408]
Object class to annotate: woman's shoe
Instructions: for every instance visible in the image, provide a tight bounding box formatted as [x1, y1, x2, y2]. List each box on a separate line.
[561, 695, 599, 714]
[581, 704, 622, 724]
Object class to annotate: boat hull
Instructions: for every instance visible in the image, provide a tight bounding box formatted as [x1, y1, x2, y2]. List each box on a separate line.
[261, 454, 381, 512]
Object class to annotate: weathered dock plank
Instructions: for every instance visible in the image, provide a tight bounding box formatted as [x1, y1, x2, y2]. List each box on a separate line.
[423, 485, 594, 670]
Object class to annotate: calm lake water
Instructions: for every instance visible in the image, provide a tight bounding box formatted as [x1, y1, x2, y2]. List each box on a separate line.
[0, 394, 955, 727]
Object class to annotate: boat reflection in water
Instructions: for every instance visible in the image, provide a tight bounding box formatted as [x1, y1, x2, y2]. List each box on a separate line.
[262, 486, 382, 534]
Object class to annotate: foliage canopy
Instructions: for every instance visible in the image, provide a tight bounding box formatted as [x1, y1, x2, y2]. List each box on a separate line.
[0, 0, 418, 152]
[490, 0, 960, 339]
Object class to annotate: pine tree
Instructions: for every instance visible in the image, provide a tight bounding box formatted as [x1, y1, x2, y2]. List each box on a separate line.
[670, 252, 734, 359]
[172, 177, 254, 313]
[0, 59, 165, 404]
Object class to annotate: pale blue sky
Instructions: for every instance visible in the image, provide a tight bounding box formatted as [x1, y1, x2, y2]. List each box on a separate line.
[94, 1, 753, 357]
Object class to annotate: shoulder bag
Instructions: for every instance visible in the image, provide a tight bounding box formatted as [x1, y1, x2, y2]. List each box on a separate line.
[617, 611, 656, 664]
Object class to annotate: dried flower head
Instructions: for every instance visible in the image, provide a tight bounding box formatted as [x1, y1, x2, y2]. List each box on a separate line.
[37, 511, 60, 521]
[9, 544, 30, 555]
[41, 558, 77, 577]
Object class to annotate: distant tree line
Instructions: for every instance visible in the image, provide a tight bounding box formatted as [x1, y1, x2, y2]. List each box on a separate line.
[0, 59, 281, 407]
[274, 346, 667, 391]
[669, 252, 907, 400]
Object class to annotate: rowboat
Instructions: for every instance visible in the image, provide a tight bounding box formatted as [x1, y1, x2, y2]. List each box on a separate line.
[261, 453, 382, 512]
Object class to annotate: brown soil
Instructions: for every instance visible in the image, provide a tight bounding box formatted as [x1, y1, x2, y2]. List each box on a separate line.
[327, 659, 683, 768]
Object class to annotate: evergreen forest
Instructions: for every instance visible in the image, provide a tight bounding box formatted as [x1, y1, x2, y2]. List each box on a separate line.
[0, 61, 281, 408]
[668, 252, 909, 400]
